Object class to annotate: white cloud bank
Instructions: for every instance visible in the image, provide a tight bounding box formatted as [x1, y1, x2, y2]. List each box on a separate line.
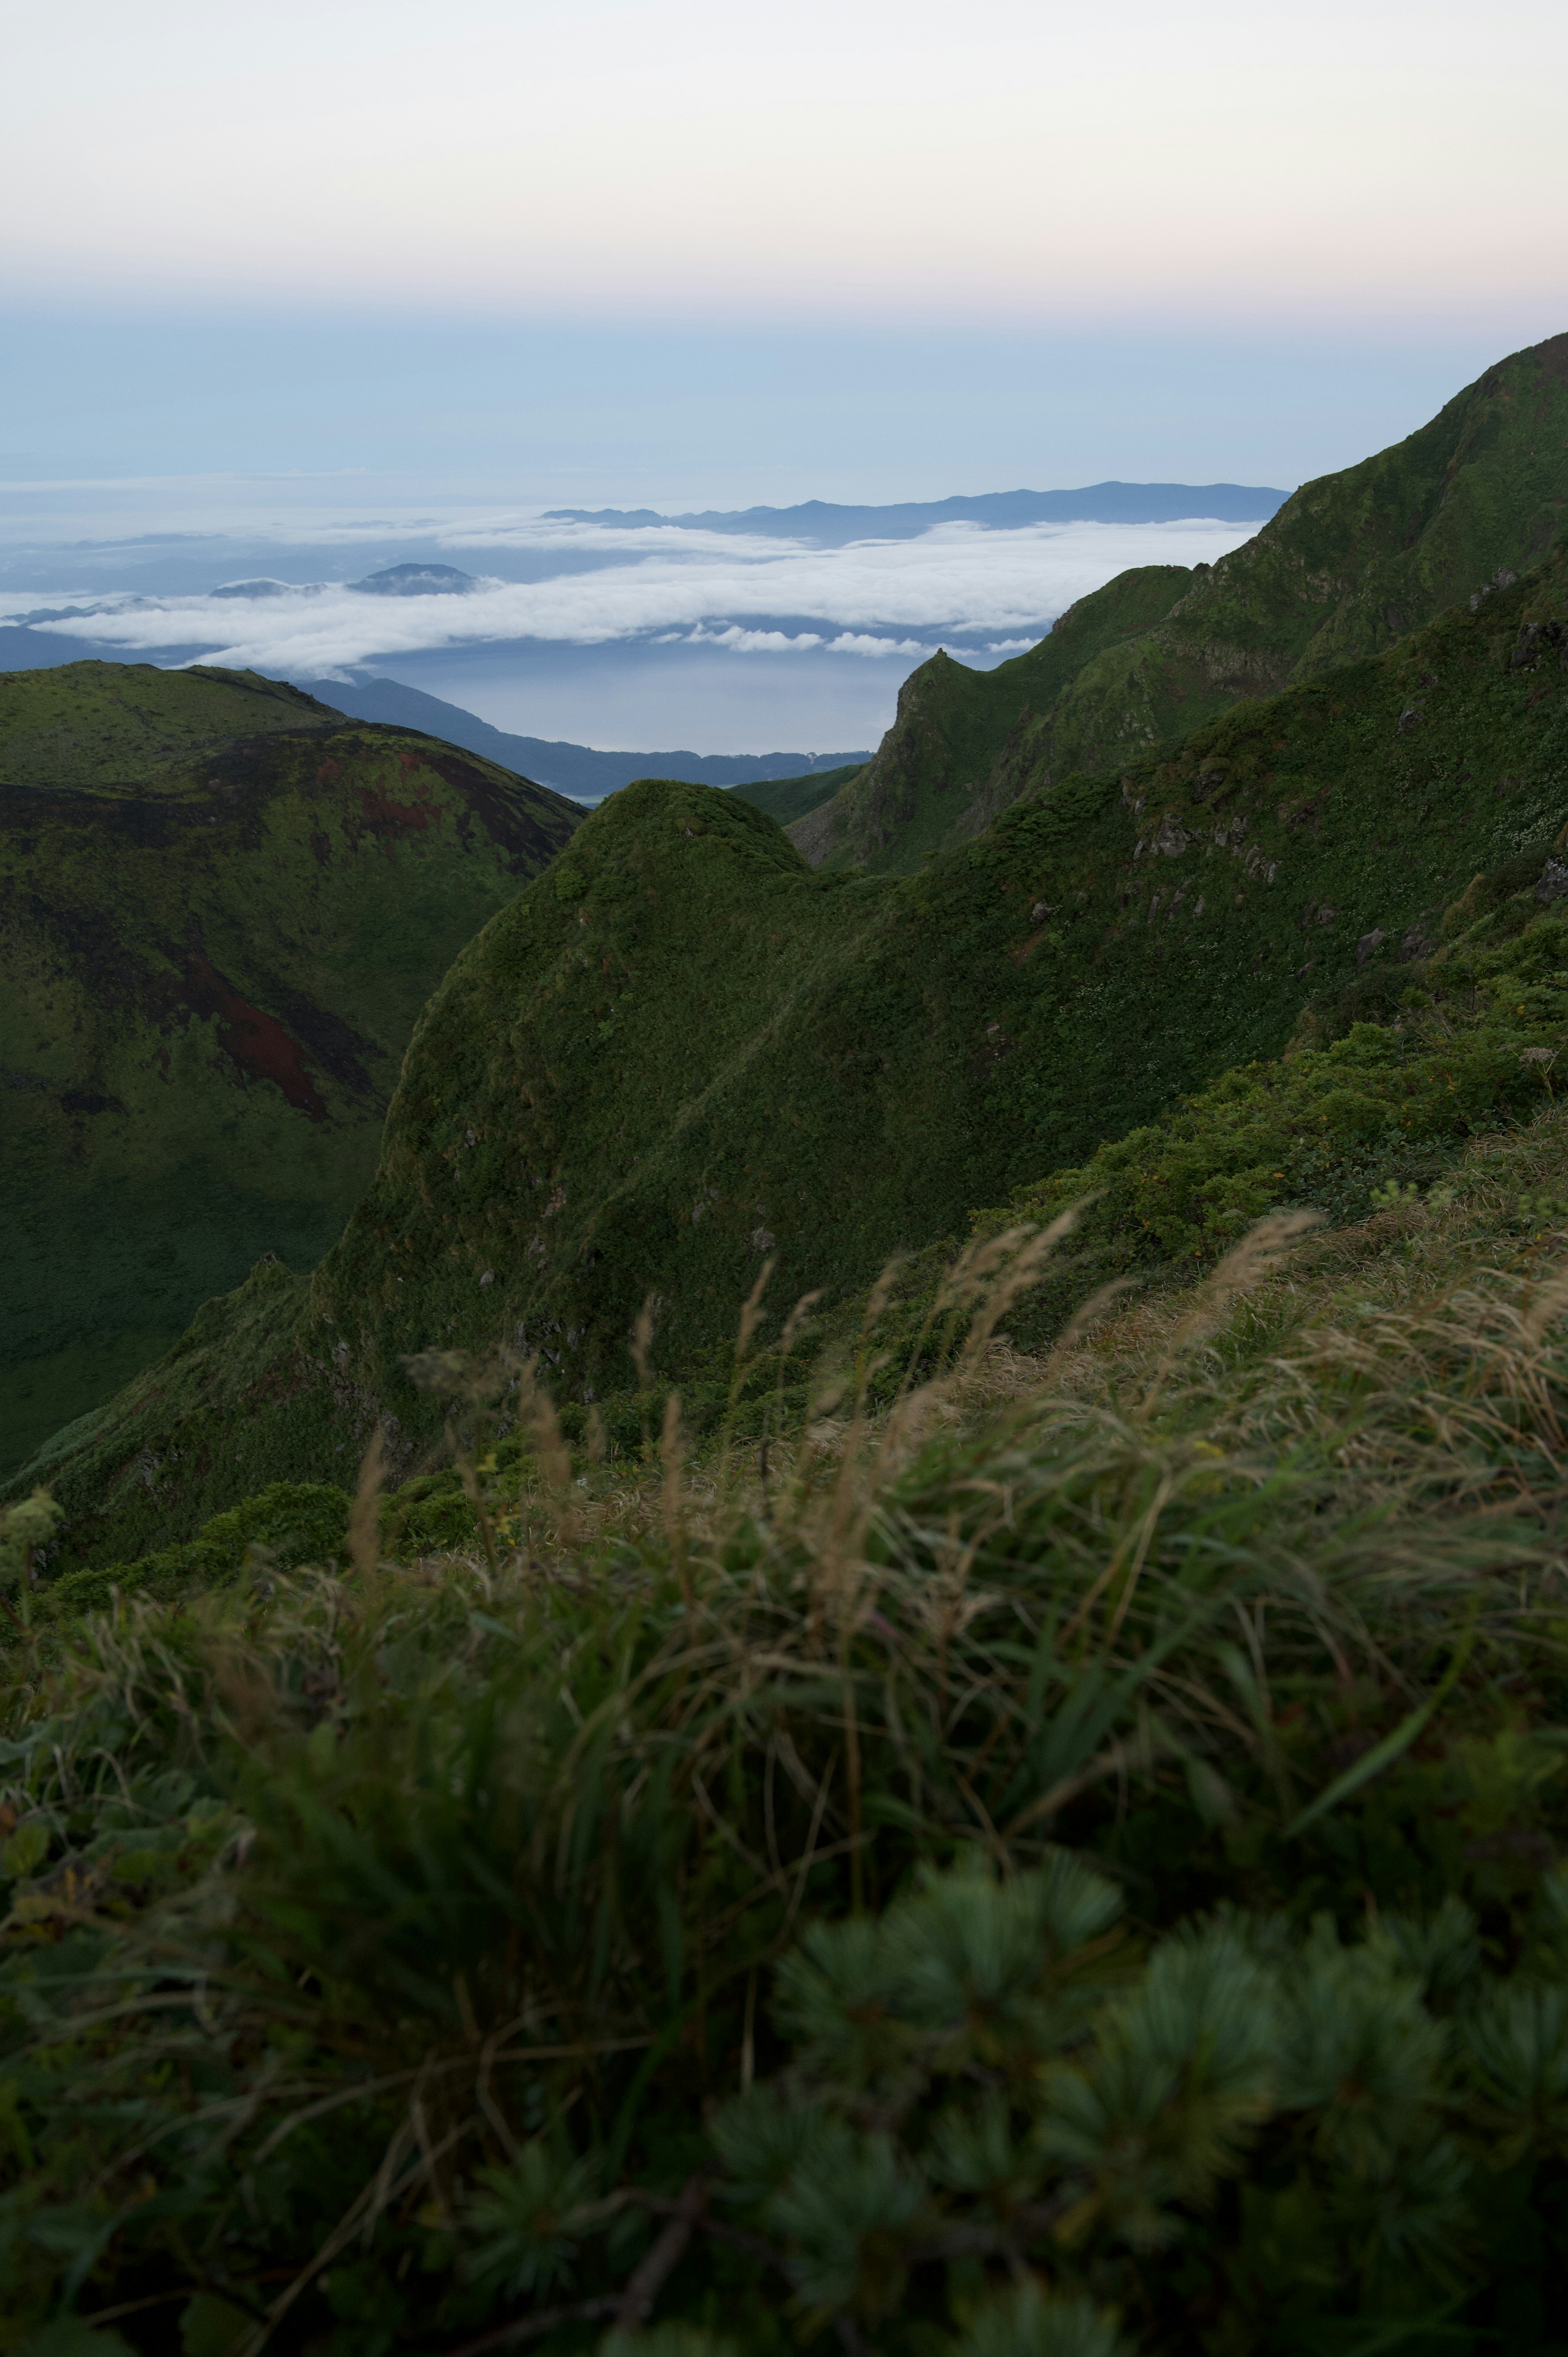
[16, 515, 1261, 678]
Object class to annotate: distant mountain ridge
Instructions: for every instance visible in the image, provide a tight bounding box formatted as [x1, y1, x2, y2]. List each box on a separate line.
[294, 675, 869, 801]
[545, 482, 1288, 546]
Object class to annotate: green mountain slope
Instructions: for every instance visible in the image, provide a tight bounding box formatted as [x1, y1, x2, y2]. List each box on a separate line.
[800, 330, 1568, 874]
[726, 760, 862, 827]
[789, 565, 1194, 870]
[1, 662, 579, 1470]
[19, 550, 1567, 1565]
[0, 659, 339, 784]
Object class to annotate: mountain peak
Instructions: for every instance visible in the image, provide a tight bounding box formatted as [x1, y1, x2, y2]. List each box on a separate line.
[347, 563, 479, 596]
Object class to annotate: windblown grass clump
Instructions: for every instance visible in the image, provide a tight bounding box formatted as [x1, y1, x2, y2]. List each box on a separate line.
[5, 1200, 1568, 2354]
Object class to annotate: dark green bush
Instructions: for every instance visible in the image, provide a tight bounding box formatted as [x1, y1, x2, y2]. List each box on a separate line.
[38, 1480, 352, 1618]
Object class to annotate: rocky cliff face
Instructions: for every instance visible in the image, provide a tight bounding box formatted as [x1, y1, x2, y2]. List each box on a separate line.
[1, 662, 579, 1469]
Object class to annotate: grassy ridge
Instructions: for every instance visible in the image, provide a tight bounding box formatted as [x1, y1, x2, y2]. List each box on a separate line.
[788, 565, 1194, 872]
[1020, 328, 1568, 789]
[1, 665, 580, 1469]
[800, 330, 1568, 876]
[15, 551, 1568, 1566]
[0, 659, 340, 786]
[727, 761, 862, 828]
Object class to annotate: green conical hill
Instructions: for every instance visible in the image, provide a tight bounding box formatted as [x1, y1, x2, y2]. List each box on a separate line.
[18, 552, 1568, 1566]
[801, 331, 1568, 873]
[1, 662, 579, 1470]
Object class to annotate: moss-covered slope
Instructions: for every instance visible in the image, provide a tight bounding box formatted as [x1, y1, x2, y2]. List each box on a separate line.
[2, 663, 579, 1469]
[18, 554, 1568, 1565]
[0, 660, 340, 785]
[802, 331, 1568, 874]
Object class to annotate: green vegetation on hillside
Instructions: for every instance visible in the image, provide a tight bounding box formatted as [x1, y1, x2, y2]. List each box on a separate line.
[1, 663, 580, 1470]
[727, 760, 861, 827]
[7, 1139, 1568, 2347]
[801, 330, 1568, 875]
[791, 566, 1194, 871]
[9, 346, 1568, 2350]
[0, 659, 339, 786]
[1000, 330, 1568, 805]
[975, 852, 1568, 1345]
[16, 549, 1567, 1566]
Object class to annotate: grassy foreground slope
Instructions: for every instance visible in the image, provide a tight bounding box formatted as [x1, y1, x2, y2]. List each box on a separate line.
[8, 1090, 1568, 2347]
[16, 550, 1568, 1564]
[801, 330, 1568, 873]
[1, 662, 579, 1469]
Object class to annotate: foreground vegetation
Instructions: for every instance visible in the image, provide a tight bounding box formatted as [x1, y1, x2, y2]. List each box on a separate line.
[7, 1096, 1568, 2350]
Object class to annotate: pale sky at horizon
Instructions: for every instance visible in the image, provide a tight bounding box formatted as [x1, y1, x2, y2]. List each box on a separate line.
[6, 0, 1566, 503]
[7, 0, 1567, 332]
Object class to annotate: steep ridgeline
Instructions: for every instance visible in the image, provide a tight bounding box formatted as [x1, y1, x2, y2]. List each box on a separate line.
[1, 662, 579, 1471]
[800, 331, 1568, 874]
[788, 566, 1195, 870]
[18, 553, 1568, 1568]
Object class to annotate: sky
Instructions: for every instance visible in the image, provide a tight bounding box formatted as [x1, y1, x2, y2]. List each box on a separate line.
[4, 0, 1565, 749]
[9, 0, 1566, 336]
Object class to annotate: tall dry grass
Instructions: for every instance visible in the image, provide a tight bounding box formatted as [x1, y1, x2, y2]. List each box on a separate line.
[4, 1194, 1568, 2345]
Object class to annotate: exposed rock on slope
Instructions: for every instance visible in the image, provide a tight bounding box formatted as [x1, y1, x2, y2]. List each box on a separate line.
[799, 332, 1568, 874]
[19, 553, 1568, 1565]
[1, 662, 579, 1470]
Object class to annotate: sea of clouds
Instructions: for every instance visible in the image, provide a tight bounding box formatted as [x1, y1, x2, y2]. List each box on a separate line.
[0, 509, 1261, 679]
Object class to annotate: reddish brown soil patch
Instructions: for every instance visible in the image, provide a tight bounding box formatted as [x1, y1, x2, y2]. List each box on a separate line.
[183, 954, 327, 1119]
[357, 781, 434, 833]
